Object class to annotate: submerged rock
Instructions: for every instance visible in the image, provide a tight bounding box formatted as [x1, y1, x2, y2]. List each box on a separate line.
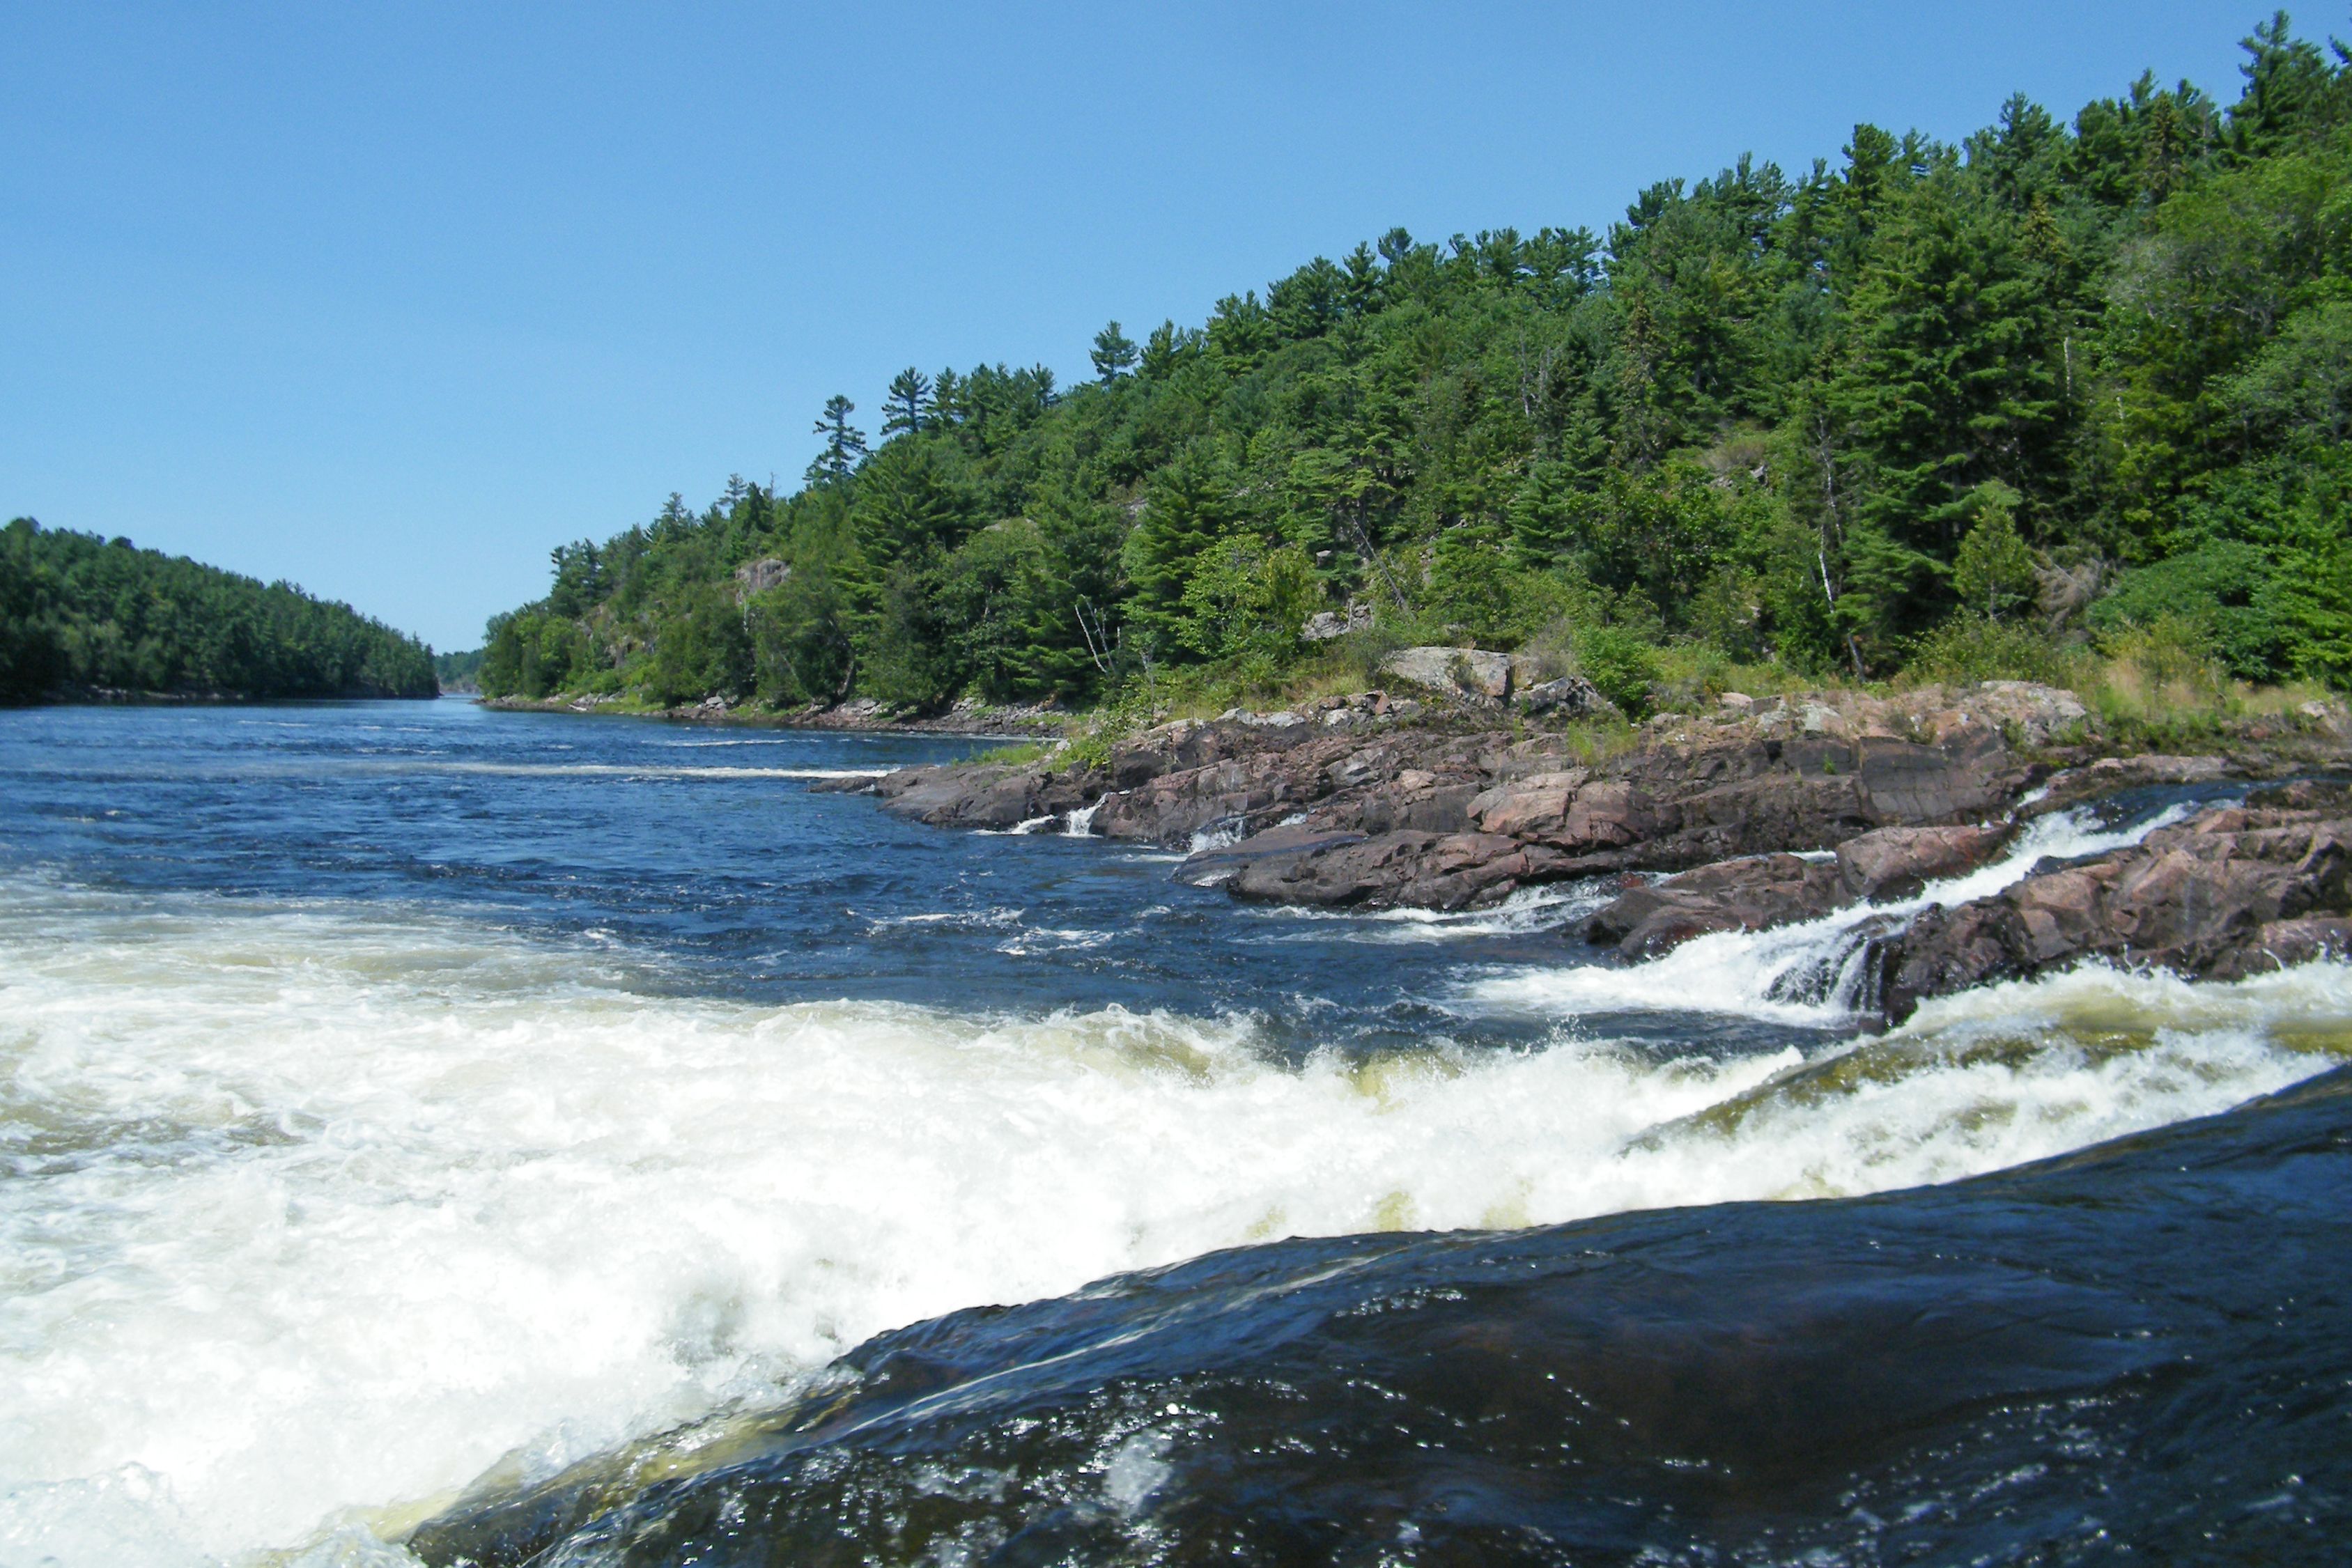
[407, 1067, 2352, 1568]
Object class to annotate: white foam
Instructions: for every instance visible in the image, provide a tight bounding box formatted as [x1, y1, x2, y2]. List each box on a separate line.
[0, 876, 2339, 1566]
[1248, 882, 1616, 944]
[1064, 800, 1102, 837]
[1187, 821, 1246, 854]
[1466, 805, 2197, 1024]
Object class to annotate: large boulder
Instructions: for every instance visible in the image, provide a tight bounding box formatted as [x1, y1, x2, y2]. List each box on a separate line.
[1467, 771, 1588, 839]
[1834, 823, 2013, 902]
[1514, 674, 1618, 720]
[1379, 646, 1513, 704]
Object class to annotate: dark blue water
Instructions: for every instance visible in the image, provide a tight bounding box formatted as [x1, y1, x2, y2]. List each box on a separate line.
[0, 696, 1769, 1057]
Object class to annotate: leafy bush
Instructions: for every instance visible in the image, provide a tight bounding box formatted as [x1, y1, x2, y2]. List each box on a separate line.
[2087, 541, 2287, 681]
[1062, 681, 1158, 770]
[1905, 616, 2082, 687]
[1572, 624, 1660, 717]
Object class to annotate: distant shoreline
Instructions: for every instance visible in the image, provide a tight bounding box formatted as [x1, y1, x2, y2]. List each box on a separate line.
[3, 686, 444, 709]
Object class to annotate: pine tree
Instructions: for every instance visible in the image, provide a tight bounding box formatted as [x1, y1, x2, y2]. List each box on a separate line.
[805, 396, 868, 486]
[1823, 179, 2064, 644]
[881, 369, 932, 440]
[1090, 322, 1139, 384]
[1950, 483, 2036, 619]
[852, 440, 974, 570]
[1121, 443, 1232, 652]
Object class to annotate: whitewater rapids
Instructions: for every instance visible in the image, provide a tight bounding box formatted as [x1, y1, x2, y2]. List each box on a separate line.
[2, 873, 2345, 1566]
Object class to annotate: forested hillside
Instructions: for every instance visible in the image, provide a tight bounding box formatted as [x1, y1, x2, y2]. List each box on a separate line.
[0, 519, 438, 702]
[481, 15, 2352, 715]
[434, 647, 486, 692]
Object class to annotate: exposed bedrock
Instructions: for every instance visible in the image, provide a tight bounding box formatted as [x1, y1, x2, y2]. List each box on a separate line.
[866, 761, 1105, 831]
[1147, 688, 2063, 910]
[866, 683, 2347, 917]
[1872, 782, 2352, 1023]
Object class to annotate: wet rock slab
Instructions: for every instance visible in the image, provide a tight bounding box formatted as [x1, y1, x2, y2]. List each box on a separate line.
[408, 1067, 2352, 1567]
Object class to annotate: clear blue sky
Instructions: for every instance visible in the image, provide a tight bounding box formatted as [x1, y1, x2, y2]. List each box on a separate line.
[3, 2, 2272, 651]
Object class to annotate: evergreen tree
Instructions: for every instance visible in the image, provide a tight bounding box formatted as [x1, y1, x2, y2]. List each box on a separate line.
[1950, 483, 2037, 619]
[1824, 175, 2065, 648]
[463, 14, 2352, 708]
[882, 368, 932, 439]
[1122, 443, 1232, 653]
[853, 440, 976, 570]
[806, 396, 868, 485]
[1090, 321, 1140, 384]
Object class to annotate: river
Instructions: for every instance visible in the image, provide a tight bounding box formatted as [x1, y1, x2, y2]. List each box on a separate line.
[3, 698, 2346, 1564]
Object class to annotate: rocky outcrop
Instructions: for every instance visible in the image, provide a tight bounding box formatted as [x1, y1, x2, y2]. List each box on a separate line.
[1872, 783, 2352, 1023]
[1379, 646, 1513, 704]
[733, 557, 791, 598]
[1301, 604, 1374, 642]
[1191, 828, 1581, 911]
[857, 681, 2351, 917]
[1116, 689, 2055, 910]
[1514, 674, 1617, 719]
[874, 761, 1101, 831]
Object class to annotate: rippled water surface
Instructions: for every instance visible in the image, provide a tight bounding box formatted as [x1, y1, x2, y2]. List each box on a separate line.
[2, 699, 2347, 1565]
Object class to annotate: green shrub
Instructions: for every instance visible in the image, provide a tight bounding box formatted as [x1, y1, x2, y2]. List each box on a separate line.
[1062, 681, 1158, 770]
[1905, 616, 2083, 687]
[2087, 541, 2287, 681]
[1573, 624, 1659, 717]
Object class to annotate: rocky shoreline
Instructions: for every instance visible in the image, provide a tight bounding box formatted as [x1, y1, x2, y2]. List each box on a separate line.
[840, 681, 2352, 1025]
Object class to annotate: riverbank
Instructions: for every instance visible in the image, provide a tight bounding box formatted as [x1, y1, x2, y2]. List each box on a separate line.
[844, 678, 2352, 1024]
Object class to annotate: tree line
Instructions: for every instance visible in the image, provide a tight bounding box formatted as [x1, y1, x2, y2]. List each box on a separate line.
[479, 13, 2352, 714]
[0, 518, 438, 703]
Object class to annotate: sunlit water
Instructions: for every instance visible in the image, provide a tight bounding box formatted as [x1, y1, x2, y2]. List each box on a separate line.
[1, 699, 2344, 1565]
